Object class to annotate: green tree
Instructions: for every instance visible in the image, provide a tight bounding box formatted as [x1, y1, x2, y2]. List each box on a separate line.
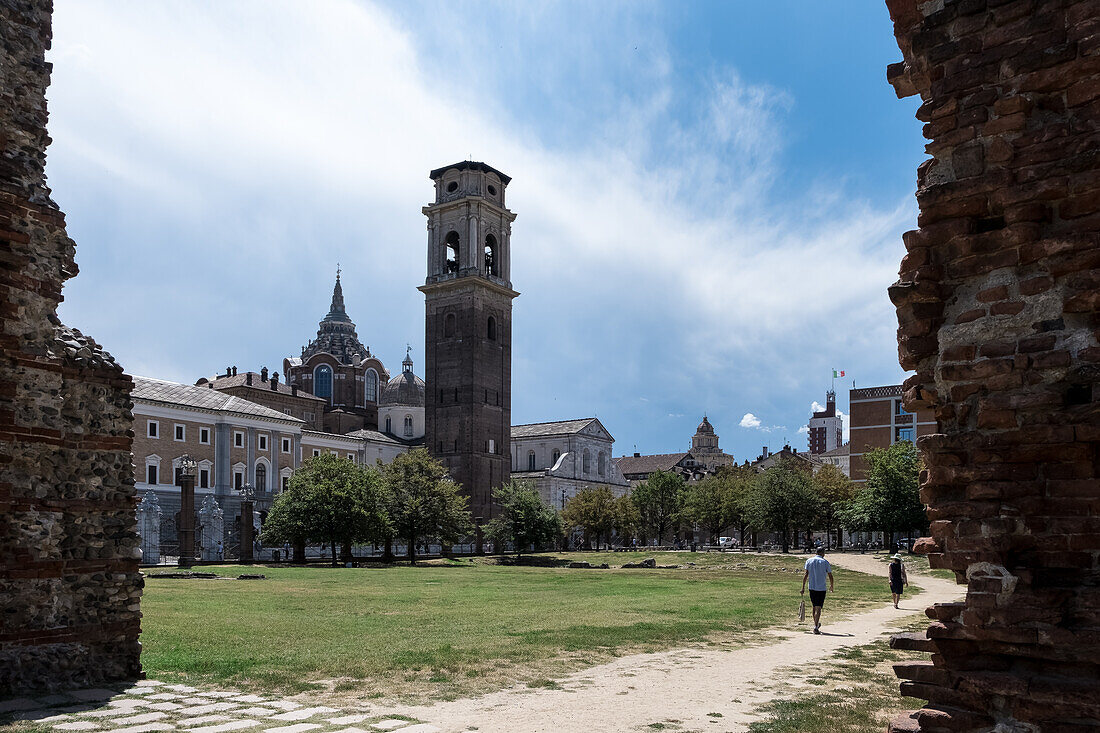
[843, 441, 924, 548]
[679, 476, 731, 544]
[632, 470, 685, 545]
[561, 486, 617, 549]
[744, 459, 819, 553]
[260, 454, 389, 566]
[812, 463, 856, 549]
[485, 480, 561, 554]
[613, 493, 640, 546]
[716, 464, 756, 546]
[383, 448, 472, 564]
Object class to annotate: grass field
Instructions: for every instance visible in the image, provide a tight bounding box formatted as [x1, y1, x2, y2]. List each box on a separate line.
[140, 552, 889, 701]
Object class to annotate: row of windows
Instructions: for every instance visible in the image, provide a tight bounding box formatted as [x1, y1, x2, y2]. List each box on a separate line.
[442, 313, 498, 341]
[525, 448, 607, 475]
[144, 451, 359, 492]
[149, 421, 299, 453]
[444, 231, 499, 277]
[383, 415, 415, 438]
[313, 365, 379, 405]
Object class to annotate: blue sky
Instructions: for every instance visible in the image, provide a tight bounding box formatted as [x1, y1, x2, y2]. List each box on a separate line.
[46, 0, 922, 461]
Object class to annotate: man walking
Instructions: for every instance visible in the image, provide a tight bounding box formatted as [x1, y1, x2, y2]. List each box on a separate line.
[800, 547, 834, 634]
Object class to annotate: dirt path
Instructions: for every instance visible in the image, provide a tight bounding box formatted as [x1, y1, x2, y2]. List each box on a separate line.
[391, 554, 964, 733]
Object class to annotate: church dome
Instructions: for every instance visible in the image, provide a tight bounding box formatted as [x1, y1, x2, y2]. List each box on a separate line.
[697, 416, 714, 434]
[379, 350, 425, 407]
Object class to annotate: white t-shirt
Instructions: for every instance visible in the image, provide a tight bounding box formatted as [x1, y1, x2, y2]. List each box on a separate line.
[805, 556, 831, 592]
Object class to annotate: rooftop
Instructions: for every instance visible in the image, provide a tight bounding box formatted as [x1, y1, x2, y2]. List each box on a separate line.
[614, 452, 692, 476]
[512, 418, 603, 439]
[132, 376, 304, 423]
[429, 160, 511, 185]
[851, 384, 903, 400]
[202, 372, 327, 402]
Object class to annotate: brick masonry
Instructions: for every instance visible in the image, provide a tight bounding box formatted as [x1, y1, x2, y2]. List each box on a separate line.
[884, 0, 1100, 730]
[0, 0, 142, 693]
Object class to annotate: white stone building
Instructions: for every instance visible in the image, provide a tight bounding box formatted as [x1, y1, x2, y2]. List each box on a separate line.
[817, 442, 850, 477]
[510, 418, 631, 509]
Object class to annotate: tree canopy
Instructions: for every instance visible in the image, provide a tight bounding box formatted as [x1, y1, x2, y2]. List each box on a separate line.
[812, 463, 856, 548]
[679, 476, 732, 544]
[382, 448, 472, 563]
[561, 486, 617, 549]
[259, 453, 389, 565]
[744, 458, 819, 552]
[485, 480, 561, 554]
[632, 470, 685, 544]
[842, 441, 925, 543]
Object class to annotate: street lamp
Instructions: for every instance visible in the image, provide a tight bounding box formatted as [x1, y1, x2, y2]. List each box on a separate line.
[177, 454, 198, 568]
[239, 483, 255, 563]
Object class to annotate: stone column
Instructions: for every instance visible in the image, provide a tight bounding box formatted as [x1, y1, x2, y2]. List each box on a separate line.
[198, 496, 223, 562]
[240, 499, 254, 563]
[214, 423, 231, 497]
[178, 473, 196, 568]
[136, 491, 161, 565]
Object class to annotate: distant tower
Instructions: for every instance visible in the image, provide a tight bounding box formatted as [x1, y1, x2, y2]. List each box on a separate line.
[807, 390, 843, 454]
[419, 161, 518, 524]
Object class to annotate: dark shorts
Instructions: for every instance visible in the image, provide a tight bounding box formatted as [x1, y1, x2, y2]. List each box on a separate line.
[809, 589, 827, 608]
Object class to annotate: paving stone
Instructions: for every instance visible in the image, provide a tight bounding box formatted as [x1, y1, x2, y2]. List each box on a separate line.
[177, 715, 235, 728]
[148, 694, 184, 701]
[235, 707, 278, 717]
[163, 685, 199, 693]
[267, 707, 338, 722]
[134, 681, 163, 688]
[263, 724, 321, 733]
[178, 703, 240, 716]
[181, 698, 214, 705]
[108, 699, 151, 708]
[56, 722, 102, 731]
[37, 713, 77, 723]
[370, 722, 414, 732]
[387, 726, 440, 733]
[326, 715, 371, 725]
[119, 688, 157, 696]
[0, 698, 42, 713]
[262, 702, 301, 711]
[186, 721, 262, 733]
[110, 712, 168, 725]
[103, 724, 175, 733]
[145, 702, 184, 712]
[230, 696, 269, 704]
[195, 691, 241, 699]
[330, 728, 371, 733]
[70, 690, 119, 702]
[81, 708, 139, 718]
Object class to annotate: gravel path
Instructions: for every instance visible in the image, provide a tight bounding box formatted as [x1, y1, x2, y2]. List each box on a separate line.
[390, 553, 963, 733]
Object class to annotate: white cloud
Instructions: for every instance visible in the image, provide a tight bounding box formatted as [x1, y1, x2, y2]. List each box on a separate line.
[797, 425, 809, 435]
[812, 401, 825, 413]
[44, 1, 913, 458]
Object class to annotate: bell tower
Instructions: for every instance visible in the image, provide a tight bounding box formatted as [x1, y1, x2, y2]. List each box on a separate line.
[419, 161, 518, 525]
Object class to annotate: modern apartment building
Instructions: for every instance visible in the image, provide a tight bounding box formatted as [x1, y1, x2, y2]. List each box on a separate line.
[848, 384, 936, 482]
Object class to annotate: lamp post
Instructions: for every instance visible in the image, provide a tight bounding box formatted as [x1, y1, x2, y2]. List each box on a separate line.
[239, 483, 255, 563]
[177, 454, 197, 568]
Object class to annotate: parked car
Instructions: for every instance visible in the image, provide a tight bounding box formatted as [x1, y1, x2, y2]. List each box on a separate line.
[897, 537, 919, 552]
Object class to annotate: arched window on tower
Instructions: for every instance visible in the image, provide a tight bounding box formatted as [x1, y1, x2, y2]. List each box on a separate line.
[552, 449, 561, 466]
[445, 231, 460, 274]
[385, 416, 392, 434]
[365, 369, 378, 404]
[582, 449, 591, 474]
[528, 450, 536, 471]
[444, 312, 456, 338]
[487, 316, 496, 341]
[314, 364, 333, 403]
[255, 463, 267, 493]
[484, 234, 498, 276]
[598, 451, 607, 477]
[404, 414, 413, 438]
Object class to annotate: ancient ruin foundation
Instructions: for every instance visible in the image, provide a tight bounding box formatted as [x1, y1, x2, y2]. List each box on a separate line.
[0, 0, 142, 693]
[885, 0, 1100, 729]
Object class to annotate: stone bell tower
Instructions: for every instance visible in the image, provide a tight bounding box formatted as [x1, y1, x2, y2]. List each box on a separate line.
[419, 161, 518, 525]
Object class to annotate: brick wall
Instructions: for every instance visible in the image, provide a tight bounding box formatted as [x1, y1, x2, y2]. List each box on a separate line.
[0, 0, 142, 694]
[885, 0, 1100, 729]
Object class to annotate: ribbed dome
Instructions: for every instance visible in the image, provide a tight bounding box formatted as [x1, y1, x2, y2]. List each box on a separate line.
[380, 370, 425, 407]
[697, 416, 714, 434]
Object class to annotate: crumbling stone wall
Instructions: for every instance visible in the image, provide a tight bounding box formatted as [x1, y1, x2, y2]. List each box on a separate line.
[884, 0, 1100, 730]
[0, 0, 142, 693]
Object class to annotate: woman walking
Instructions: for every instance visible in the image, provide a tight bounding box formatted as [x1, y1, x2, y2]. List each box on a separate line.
[889, 553, 908, 608]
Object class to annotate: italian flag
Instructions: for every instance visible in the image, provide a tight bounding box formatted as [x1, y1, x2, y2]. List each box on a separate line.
[833, 369, 845, 378]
